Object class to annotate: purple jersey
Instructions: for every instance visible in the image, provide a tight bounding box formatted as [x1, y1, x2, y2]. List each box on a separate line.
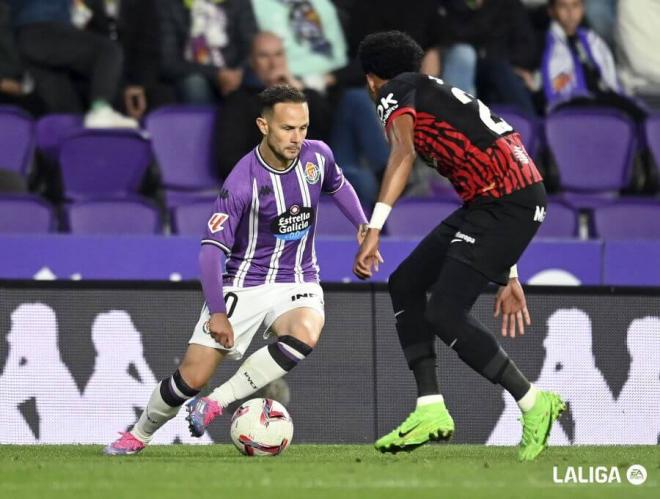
[201, 140, 345, 287]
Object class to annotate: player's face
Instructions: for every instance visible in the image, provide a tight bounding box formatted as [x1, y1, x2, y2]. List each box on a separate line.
[551, 0, 584, 35]
[262, 102, 309, 163]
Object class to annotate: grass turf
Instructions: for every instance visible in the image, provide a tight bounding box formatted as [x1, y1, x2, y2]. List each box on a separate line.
[0, 444, 657, 499]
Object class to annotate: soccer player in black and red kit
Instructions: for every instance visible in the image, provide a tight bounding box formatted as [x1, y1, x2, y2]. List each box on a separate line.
[354, 31, 565, 461]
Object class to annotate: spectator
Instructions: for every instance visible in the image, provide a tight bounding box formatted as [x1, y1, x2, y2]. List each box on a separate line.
[7, 0, 137, 127]
[215, 31, 332, 179]
[542, 0, 645, 122]
[85, 0, 170, 120]
[327, 0, 445, 206]
[251, 0, 348, 93]
[0, 1, 42, 115]
[158, 0, 257, 104]
[438, 0, 539, 116]
[617, 0, 660, 98]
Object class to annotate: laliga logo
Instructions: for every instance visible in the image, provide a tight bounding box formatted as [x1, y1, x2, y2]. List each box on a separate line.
[553, 464, 647, 485]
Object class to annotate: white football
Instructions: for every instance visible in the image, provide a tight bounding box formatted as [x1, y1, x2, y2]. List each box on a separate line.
[230, 398, 293, 456]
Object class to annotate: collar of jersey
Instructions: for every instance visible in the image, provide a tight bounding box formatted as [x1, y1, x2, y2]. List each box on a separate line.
[254, 146, 299, 175]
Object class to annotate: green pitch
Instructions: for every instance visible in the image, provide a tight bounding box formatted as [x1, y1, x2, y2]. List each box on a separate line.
[1, 445, 657, 499]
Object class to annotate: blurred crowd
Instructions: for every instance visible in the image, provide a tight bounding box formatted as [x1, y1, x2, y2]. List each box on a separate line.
[1, 0, 659, 205]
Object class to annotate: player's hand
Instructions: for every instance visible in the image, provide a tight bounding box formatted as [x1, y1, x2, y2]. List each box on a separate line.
[357, 224, 384, 268]
[353, 229, 381, 279]
[205, 312, 234, 349]
[494, 278, 531, 338]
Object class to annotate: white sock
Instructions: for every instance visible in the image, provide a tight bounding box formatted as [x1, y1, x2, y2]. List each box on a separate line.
[517, 384, 539, 413]
[417, 394, 444, 407]
[208, 345, 288, 408]
[131, 382, 181, 443]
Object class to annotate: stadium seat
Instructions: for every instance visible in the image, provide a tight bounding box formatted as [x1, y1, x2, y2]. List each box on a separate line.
[534, 201, 578, 238]
[0, 194, 55, 233]
[315, 198, 360, 236]
[0, 105, 35, 176]
[58, 129, 152, 200]
[171, 199, 217, 236]
[593, 200, 660, 239]
[146, 106, 219, 206]
[65, 198, 162, 235]
[35, 114, 84, 163]
[545, 108, 637, 208]
[386, 198, 461, 237]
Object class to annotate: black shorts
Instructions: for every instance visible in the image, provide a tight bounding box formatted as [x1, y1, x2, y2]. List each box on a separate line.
[438, 182, 547, 285]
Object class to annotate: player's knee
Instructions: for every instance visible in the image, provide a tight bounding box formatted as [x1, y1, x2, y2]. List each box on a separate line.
[286, 321, 320, 349]
[388, 263, 421, 309]
[424, 295, 457, 342]
[177, 366, 211, 391]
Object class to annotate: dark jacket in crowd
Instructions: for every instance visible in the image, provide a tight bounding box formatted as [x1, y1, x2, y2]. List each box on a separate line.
[157, 0, 257, 83]
[438, 0, 538, 69]
[86, 0, 160, 87]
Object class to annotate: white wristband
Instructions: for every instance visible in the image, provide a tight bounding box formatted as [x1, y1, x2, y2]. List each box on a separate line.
[509, 264, 518, 279]
[368, 202, 392, 230]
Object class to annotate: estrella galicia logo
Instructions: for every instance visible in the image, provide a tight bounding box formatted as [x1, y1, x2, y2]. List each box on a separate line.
[271, 205, 314, 241]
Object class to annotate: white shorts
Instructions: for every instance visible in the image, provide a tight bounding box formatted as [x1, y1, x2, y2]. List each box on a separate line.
[189, 282, 324, 360]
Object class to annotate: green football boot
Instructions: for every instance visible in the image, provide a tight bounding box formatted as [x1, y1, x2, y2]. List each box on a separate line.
[375, 401, 455, 453]
[518, 391, 566, 461]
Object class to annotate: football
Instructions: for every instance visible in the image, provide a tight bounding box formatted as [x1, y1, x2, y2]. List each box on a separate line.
[230, 398, 293, 456]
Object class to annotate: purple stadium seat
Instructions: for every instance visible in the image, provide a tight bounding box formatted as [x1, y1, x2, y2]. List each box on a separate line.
[534, 201, 578, 238]
[35, 114, 84, 163]
[0, 194, 55, 233]
[65, 198, 161, 234]
[0, 106, 35, 176]
[644, 114, 660, 174]
[315, 198, 360, 236]
[171, 199, 217, 236]
[146, 106, 219, 205]
[545, 108, 637, 207]
[491, 106, 540, 158]
[58, 129, 152, 199]
[386, 198, 461, 237]
[593, 200, 660, 239]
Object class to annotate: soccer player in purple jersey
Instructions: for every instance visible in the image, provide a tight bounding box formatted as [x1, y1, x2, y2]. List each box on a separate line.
[105, 85, 375, 455]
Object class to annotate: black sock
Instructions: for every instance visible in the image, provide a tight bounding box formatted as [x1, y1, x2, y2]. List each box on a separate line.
[411, 357, 440, 397]
[498, 360, 531, 401]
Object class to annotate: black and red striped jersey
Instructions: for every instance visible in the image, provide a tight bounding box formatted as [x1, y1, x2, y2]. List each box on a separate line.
[376, 73, 543, 202]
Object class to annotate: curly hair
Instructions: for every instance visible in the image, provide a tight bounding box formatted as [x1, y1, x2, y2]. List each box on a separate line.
[259, 84, 307, 114]
[358, 30, 424, 80]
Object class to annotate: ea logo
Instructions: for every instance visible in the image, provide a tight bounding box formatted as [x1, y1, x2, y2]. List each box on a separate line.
[626, 464, 647, 485]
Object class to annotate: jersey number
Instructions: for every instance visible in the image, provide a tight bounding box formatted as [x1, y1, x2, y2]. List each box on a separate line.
[428, 76, 513, 136]
[224, 292, 238, 319]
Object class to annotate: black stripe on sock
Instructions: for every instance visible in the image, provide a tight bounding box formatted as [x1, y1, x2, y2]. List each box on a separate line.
[278, 335, 313, 356]
[173, 369, 200, 397]
[159, 379, 186, 407]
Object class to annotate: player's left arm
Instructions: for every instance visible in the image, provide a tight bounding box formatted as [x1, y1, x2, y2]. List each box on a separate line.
[494, 266, 531, 338]
[353, 114, 416, 279]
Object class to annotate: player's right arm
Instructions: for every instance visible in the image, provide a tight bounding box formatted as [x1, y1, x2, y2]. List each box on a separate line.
[354, 114, 416, 279]
[199, 181, 249, 348]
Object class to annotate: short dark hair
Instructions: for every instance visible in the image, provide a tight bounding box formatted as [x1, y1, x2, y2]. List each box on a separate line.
[259, 84, 307, 114]
[358, 30, 424, 80]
